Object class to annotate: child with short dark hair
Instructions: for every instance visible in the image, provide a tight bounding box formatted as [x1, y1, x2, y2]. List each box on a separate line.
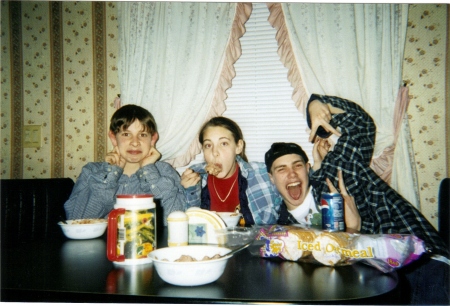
[64, 104, 185, 225]
[265, 94, 449, 304]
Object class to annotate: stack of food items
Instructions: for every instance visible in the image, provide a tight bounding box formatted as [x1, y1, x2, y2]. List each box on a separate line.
[252, 225, 425, 272]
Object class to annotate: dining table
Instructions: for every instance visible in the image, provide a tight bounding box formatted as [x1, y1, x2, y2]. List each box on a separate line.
[1, 227, 402, 304]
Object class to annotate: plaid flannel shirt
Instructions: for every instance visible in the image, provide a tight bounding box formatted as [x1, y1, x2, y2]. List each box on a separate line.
[307, 94, 449, 258]
[186, 156, 282, 225]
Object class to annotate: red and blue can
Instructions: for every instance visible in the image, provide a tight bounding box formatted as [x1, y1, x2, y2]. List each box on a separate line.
[321, 193, 345, 231]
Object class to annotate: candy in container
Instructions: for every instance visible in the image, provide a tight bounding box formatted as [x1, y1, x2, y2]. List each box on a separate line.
[107, 194, 156, 265]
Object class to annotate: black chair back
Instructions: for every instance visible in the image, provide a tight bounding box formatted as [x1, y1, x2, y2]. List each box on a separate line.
[438, 178, 450, 248]
[1, 178, 74, 246]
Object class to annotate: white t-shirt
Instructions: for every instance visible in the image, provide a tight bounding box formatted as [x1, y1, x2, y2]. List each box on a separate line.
[288, 187, 319, 225]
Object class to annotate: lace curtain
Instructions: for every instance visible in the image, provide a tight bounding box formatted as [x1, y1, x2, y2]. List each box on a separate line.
[267, 3, 419, 207]
[117, 2, 251, 167]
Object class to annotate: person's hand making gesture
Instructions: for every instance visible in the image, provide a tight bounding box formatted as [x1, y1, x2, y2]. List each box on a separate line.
[312, 137, 332, 171]
[308, 100, 344, 143]
[105, 146, 127, 168]
[139, 146, 161, 168]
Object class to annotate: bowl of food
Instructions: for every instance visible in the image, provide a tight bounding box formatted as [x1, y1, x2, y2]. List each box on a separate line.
[148, 245, 232, 286]
[58, 219, 108, 239]
[216, 212, 242, 228]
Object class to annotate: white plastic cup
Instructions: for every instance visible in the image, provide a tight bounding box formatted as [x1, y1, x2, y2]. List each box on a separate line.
[167, 211, 188, 247]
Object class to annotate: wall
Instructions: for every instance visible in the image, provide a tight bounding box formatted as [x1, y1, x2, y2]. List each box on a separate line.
[402, 4, 449, 227]
[1, 2, 448, 229]
[1, 1, 119, 179]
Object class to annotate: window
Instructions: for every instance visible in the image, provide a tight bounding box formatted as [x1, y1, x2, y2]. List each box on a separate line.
[176, 3, 313, 174]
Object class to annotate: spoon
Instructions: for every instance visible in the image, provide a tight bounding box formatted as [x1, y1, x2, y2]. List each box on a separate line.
[219, 242, 251, 259]
[195, 168, 207, 175]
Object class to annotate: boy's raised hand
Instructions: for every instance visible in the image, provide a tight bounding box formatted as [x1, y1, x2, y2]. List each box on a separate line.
[326, 170, 361, 232]
[140, 146, 161, 168]
[105, 146, 126, 168]
[308, 100, 342, 143]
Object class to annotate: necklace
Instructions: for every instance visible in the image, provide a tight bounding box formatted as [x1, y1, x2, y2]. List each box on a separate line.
[213, 176, 237, 203]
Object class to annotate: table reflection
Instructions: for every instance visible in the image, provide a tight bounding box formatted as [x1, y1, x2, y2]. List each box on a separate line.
[2, 232, 399, 303]
[219, 254, 398, 302]
[106, 263, 154, 294]
[60, 239, 113, 291]
[158, 282, 225, 299]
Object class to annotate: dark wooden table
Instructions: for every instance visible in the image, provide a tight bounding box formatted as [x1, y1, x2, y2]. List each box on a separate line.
[1, 229, 400, 304]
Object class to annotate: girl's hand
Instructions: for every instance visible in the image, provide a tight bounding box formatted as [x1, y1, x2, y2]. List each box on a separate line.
[312, 137, 332, 170]
[105, 146, 126, 168]
[181, 168, 201, 189]
[140, 146, 161, 167]
[308, 100, 342, 143]
[326, 170, 361, 232]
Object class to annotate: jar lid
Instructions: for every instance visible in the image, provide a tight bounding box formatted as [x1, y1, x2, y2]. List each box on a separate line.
[115, 194, 155, 209]
[117, 194, 153, 199]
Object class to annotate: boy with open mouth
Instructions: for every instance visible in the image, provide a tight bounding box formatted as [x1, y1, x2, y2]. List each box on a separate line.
[266, 94, 449, 305]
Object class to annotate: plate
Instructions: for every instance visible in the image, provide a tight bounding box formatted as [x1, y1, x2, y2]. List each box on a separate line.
[186, 208, 226, 245]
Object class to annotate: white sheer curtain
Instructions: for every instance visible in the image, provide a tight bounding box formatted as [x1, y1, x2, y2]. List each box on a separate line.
[117, 2, 250, 167]
[268, 3, 418, 206]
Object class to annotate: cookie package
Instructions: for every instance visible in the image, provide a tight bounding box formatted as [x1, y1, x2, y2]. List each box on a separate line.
[250, 225, 426, 273]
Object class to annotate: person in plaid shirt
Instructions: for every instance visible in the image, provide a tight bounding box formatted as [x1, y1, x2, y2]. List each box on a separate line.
[266, 94, 449, 304]
[181, 116, 282, 226]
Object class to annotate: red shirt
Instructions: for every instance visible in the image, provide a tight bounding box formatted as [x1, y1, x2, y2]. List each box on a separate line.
[208, 164, 239, 212]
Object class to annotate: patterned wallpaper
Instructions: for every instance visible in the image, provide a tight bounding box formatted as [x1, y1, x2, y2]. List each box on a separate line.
[402, 4, 448, 228]
[1, 1, 119, 179]
[0, 2, 448, 229]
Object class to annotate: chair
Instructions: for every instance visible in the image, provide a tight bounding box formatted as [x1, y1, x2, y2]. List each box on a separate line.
[438, 178, 450, 248]
[1, 178, 74, 246]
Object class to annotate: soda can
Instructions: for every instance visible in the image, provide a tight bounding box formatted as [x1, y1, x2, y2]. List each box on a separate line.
[321, 193, 345, 231]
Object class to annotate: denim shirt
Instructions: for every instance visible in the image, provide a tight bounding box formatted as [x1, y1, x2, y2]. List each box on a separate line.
[64, 161, 185, 226]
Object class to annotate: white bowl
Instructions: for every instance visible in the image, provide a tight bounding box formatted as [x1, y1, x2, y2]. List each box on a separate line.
[148, 245, 232, 286]
[58, 219, 108, 239]
[216, 212, 242, 228]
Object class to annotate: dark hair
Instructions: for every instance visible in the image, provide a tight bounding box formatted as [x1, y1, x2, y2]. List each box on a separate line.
[109, 104, 157, 135]
[198, 116, 248, 162]
[265, 142, 309, 173]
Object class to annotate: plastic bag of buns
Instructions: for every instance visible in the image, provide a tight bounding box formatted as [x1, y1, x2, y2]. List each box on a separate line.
[249, 225, 425, 273]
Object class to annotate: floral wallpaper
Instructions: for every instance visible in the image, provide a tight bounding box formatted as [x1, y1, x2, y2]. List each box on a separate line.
[0, 2, 448, 229]
[1, 1, 119, 179]
[21, 2, 53, 177]
[1, 1, 11, 178]
[402, 4, 448, 228]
